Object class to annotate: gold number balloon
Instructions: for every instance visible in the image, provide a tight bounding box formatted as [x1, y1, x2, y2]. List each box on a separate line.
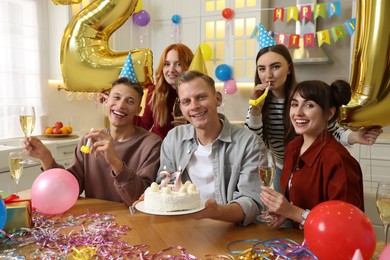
[58, 0, 153, 92]
[51, 0, 82, 4]
[339, 0, 390, 127]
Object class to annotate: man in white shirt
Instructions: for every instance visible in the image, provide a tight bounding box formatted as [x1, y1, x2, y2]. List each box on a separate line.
[159, 71, 263, 226]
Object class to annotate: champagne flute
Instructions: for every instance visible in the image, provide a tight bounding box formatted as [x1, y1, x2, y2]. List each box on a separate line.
[258, 149, 276, 221]
[19, 106, 36, 164]
[9, 151, 24, 195]
[376, 181, 390, 244]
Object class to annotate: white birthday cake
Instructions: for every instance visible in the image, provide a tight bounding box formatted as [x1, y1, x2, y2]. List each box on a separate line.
[144, 169, 201, 212]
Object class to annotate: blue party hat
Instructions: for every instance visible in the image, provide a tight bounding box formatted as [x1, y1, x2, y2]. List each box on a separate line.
[119, 52, 138, 83]
[250, 23, 278, 49]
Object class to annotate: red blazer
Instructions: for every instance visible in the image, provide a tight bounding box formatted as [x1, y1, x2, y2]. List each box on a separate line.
[281, 131, 364, 227]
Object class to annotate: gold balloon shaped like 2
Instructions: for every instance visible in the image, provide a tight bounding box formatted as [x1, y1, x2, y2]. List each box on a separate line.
[57, 0, 153, 92]
[51, 0, 82, 4]
[339, 0, 390, 127]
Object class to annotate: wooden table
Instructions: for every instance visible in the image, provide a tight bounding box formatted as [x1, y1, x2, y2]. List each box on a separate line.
[74, 198, 303, 257]
[14, 191, 304, 258]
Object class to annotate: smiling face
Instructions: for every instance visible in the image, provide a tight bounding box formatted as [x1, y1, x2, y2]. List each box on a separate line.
[289, 92, 334, 143]
[178, 77, 222, 132]
[163, 49, 183, 87]
[105, 83, 142, 128]
[256, 51, 290, 99]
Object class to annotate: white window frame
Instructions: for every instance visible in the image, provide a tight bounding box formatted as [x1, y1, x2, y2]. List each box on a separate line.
[0, 0, 49, 139]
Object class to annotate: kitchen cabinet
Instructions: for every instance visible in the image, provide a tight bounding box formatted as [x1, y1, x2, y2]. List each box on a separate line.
[0, 138, 80, 194]
[54, 142, 78, 168]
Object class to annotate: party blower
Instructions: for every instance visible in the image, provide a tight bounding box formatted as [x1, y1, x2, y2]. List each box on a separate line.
[80, 128, 94, 154]
[248, 82, 270, 106]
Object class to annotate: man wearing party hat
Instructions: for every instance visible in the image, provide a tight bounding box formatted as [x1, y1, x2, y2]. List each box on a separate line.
[156, 46, 264, 225]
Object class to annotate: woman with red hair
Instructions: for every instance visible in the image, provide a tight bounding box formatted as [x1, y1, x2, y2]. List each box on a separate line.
[133, 44, 194, 139]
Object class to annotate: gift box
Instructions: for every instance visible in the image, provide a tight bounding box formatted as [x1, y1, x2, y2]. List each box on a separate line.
[2, 193, 32, 233]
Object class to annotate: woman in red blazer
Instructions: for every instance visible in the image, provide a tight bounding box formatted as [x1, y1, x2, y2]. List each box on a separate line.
[260, 80, 364, 229]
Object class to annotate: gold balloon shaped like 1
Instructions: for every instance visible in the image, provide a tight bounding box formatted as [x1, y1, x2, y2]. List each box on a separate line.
[339, 0, 390, 128]
[59, 0, 153, 92]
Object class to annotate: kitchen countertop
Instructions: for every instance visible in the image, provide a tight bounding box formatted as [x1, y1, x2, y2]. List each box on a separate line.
[0, 135, 81, 173]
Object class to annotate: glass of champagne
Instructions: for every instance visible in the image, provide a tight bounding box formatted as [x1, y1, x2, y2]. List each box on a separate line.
[376, 181, 390, 244]
[19, 106, 36, 164]
[9, 151, 24, 195]
[258, 149, 276, 221]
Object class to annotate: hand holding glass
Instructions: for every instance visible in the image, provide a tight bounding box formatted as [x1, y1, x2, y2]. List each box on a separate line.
[9, 151, 24, 195]
[258, 149, 276, 221]
[376, 181, 390, 244]
[19, 106, 36, 164]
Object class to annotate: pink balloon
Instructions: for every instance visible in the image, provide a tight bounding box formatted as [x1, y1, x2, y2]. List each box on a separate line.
[380, 244, 390, 260]
[31, 168, 79, 215]
[223, 79, 237, 95]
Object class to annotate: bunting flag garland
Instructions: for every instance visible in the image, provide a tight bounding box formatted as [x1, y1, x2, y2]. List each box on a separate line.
[274, 8, 284, 22]
[287, 6, 299, 22]
[328, 1, 341, 18]
[344, 18, 356, 36]
[330, 24, 346, 42]
[119, 53, 138, 83]
[276, 34, 286, 45]
[316, 30, 331, 46]
[314, 3, 326, 19]
[288, 34, 300, 48]
[253, 1, 353, 50]
[300, 5, 312, 21]
[273, 1, 341, 23]
[257, 18, 356, 50]
[304, 34, 315, 48]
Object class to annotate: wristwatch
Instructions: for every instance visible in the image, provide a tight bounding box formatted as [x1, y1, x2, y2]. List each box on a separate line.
[299, 209, 310, 230]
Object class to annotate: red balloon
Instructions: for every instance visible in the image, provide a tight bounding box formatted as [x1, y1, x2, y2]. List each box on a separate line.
[222, 8, 234, 20]
[304, 201, 376, 260]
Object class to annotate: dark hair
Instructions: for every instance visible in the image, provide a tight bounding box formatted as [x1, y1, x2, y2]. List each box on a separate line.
[177, 71, 216, 94]
[255, 44, 298, 148]
[111, 77, 144, 101]
[285, 79, 351, 144]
